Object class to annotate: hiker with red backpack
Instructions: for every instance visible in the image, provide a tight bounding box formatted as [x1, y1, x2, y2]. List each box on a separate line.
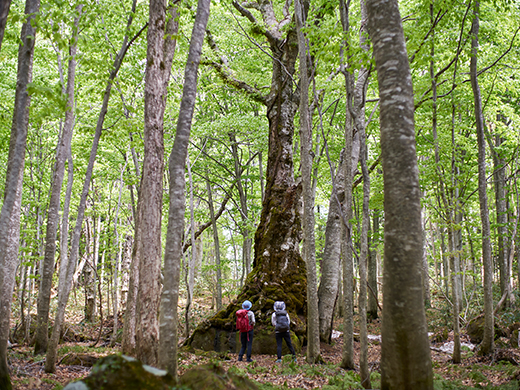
[271, 301, 296, 363]
[236, 300, 255, 362]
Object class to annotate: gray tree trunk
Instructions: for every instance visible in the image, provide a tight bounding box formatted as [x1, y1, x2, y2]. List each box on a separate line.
[34, 8, 81, 355]
[185, 156, 197, 338]
[338, 0, 355, 370]
[470, 2, 494, 356]
[159, 0, 209, 376]
[229, 133, 253, 279]
[367, 211, 379, 320]
[295, 0, 320, 364]
[493, 135, 509, 306]
[366, 0, 434, 387]
[0, 0, 12, 52]
[206, 174, 223, 311]
[0, 0, 40, 387]
[318, 159, 345, 343]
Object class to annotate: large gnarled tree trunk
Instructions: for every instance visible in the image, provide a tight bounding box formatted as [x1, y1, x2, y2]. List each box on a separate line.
[186, 0, 308, 354]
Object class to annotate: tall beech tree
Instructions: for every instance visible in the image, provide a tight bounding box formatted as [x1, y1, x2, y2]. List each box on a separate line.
[159, 0, 210, 376]
[0, 0, 40, 387]
[366, 0, 434, 388]
[130, 0, 179, 366]
[122, 0, 178, 361]
[470, 0, 494, 356]
[186, 0, 309, 351]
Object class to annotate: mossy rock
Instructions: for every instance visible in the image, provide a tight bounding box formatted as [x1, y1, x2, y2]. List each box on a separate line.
[466, 314, 506, 344]
[62, 354, 175, 390]
[60, 353, 99, 367]
[189, 326, 302, 355]
[179, 362, 258, 390]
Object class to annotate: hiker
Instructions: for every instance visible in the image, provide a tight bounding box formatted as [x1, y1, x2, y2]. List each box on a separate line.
[271, 301, 296, 363]
[236, 300, 255, 362]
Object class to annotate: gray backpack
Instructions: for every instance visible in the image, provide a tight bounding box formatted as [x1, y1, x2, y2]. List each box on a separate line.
[275, 310, 290, 332]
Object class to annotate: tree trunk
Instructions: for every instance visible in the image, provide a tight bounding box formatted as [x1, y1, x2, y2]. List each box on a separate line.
[295, 0, 320, 364]
[159, 0, 209, 376]
[366, 0, 434, 387]
[338, 0, 355, 370]
[44, 138, 74, 373]
[367, 210, 379, 320]
[0, 0, 39, 387]
[185, 156, 197, 338]
[34, 8, 80, 355]
[124, 0, 177, 364]
[206, 174, 223, 311]
[470, 1, 494, 355]
[229, 132, 253, 280]
[318, 159, 345, 343]
[0, 0, 12, 52]
[493, 135, 509, 307]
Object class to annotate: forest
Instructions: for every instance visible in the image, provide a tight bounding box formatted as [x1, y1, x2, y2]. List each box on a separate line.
[0, 0, 520, 388]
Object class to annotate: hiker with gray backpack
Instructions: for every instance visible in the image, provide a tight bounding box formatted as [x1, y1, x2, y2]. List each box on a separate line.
[271, 301, 296, 363]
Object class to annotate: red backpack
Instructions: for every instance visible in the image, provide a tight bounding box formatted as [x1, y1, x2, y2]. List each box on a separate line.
[236, 309, 253, 332]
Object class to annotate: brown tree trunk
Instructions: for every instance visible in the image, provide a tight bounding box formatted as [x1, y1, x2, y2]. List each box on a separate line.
[186, 1, 308, 353]
[124, 0, 178, 363]
[366, 0, 434, 387]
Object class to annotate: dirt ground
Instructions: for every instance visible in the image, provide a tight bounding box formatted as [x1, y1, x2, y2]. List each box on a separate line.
[8, 320, 520, 389]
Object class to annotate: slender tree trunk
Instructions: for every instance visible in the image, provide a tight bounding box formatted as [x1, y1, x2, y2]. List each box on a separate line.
[111, 166, 125, 346]
[0, 0, 40, 387]
[295, 0, 320, 364]
[470, 1, 494, 355]
[206, 174, 223, 310]
[339, 0, 355, 370]
[34, 8, 81, 355]
[366, 0, 434, 387]
[184, 155, 197, 338]
[493, 135, 509, 307]
[159, 0, 209, 376]
[359, 125, 371, 389]
[229, 133, 253, 279]
[318, 159, 345, 343]
[44, 143, 74, 373]
[0, 0, 12, 52]
[368, 210, 379, 320]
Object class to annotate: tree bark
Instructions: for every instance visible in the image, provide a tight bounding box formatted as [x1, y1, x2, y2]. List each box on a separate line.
[206, 173, 223, 310]
[339, 0, 355, 370]
[123, 0, 177, 362]
[470, 0, 494, 355]
[318, 159, 345, 343]
[34, 7, 81, 355]
[366, 0, 434, 387]
[159, 0, 210, 376]
[295, 0, 320, 364]
[0, 0, 40, 387]
[0, 0, 12, 52]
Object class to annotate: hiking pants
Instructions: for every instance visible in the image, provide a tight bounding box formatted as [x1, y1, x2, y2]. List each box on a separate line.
[275, 331, 295, 359]
[239, 330, 254, 360]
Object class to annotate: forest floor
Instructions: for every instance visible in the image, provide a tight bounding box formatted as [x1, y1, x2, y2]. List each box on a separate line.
[7, 314, 520, 390]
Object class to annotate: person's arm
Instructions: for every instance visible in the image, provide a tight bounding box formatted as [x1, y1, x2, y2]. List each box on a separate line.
[272, 312, 277, 326]
[250, 311, 256, 326]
